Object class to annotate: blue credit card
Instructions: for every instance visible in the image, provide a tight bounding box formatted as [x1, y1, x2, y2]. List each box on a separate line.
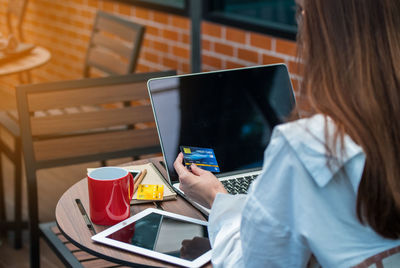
[180, 146, 220, 172]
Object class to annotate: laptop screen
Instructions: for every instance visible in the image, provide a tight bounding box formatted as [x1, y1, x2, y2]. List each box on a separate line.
[148, 64, 296, 183]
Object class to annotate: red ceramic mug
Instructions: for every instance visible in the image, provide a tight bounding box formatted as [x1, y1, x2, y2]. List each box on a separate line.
[87, 167, 134, 226]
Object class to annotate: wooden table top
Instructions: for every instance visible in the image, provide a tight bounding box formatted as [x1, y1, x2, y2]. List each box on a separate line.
[55, 158, 210, 267]
[0, 46, 51, 76]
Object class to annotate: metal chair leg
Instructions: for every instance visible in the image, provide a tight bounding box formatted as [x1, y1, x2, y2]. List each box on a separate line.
[0, 151, 6, 237]
[14, 138, 22, 249]
[27, 178, 40, 268]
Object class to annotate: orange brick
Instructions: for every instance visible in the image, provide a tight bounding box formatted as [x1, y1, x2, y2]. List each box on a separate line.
[203, 54, 222, 68]
[101, 0, 114, 12]
[238, 48, 258, 63]
[142, 39, 152, 48]
[146, 25, 159, 36]
[214, 42, 234, 57]
[250, 32, 272, 50]
[202, 22, 222, 38]
[202, 39, 212, 51]
[163, 29, 179, 41]
[163, 57, 178, 70]
[137, 64, 151, 72]
[275, 38, 297, 57]
[135, 7, 150, 20]
[288, 60, 303, 76]
[66, 5, 80, 15]
[262, 54, 285, 65]
[153, 11, 169, 24]
[172, 46, 190, 58]
[226, 60, 245, 69]
[81, 9, 95, 18]
[182, 62, 190, 73]
[118, 3, 132, 16]
[153, 40, 169, 53]
[143, 51, 160, 63]
[226, 27, 246, 44]
[171, 16, 190, 30]
[181, 33, 190, 44]
[72, 20, 86, 28]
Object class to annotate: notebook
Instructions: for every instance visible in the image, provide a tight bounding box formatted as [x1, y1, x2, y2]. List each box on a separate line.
[147, 64, 297, 215]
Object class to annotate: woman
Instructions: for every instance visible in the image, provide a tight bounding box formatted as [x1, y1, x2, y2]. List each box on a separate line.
[174, 0, 400, 267]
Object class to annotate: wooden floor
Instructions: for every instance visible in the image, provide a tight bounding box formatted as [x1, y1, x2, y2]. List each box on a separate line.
[0, 129, 133, 267]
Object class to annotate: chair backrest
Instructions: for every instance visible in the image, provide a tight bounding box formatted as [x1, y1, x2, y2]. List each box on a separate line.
[18, 71, 175, 172]
[7, 0, 28, 41]
[84, 11, 145, 77]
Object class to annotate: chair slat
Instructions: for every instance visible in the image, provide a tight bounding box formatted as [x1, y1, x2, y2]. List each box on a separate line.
[27, 81, 149, 111]
[50, 225, 61, 235]
[81, 258, 121, 268]
[92, 32, 133, 59]
[96, 15, 137, 41]
[31, 105, 155, 136]
[72, 250, 99, 262]
[65, 242, 80, 251]
[57, 234, 69, 243]
[87, 48, 128, 75]
[33, 128, 159, 161]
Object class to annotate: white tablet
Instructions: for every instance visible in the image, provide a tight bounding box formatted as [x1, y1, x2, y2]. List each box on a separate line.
[91, 208, 211, 268]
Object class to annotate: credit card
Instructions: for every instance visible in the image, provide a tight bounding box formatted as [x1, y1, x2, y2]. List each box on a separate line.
[180, 146, 220, 172]
[137, 184, 164, 200]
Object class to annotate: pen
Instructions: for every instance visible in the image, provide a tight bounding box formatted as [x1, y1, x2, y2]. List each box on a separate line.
[133, 169, 147, 194]
[75, 199, 96, 235]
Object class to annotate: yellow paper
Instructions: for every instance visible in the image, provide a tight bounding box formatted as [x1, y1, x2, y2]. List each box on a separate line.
[137, 184, 164, 200]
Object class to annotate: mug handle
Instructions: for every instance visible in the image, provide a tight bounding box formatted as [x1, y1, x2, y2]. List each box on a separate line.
[128, 172, 134, 200]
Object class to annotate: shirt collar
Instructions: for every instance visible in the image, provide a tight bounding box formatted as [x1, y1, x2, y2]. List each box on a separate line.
[278, 114, 364, 187]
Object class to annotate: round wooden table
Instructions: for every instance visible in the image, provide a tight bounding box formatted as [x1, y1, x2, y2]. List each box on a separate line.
[0, 46, 51, 110]
[0, 46, 51, 76]
[55, 158, 210, 267]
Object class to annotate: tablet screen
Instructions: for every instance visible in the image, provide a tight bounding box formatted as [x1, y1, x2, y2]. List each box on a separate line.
[106, 212, 211, 261]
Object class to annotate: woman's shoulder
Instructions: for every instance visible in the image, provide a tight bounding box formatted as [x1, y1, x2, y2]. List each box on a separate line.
[272, 114, 364, 188]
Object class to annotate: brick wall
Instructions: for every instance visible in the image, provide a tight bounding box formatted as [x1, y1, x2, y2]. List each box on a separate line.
[0, 0, 301, 94]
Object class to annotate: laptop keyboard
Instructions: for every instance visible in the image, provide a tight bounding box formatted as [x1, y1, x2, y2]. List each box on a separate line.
[220, 175, 258, 195]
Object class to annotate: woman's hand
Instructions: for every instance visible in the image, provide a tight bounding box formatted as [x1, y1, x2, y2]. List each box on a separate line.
[174, 152, 227, 208]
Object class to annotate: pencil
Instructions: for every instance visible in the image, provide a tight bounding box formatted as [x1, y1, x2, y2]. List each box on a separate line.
[133, 169, 147, 194]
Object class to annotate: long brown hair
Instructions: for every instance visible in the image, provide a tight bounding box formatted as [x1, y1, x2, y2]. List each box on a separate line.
[298, 0, 400, 238]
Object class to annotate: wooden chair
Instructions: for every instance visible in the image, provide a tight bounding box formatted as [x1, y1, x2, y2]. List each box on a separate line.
[0, 9, 145, 250]
[15, 70, 175, 267]
[84, 11, 145, 77]
[6, 0, 28, 42]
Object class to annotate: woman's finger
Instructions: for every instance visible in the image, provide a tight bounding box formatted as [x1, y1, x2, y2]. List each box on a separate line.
[174, 153, 188, 176]
[190, 164, 208, 176]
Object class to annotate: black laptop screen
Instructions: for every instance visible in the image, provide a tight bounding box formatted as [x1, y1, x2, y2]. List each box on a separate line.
[148, 65, 296, 183]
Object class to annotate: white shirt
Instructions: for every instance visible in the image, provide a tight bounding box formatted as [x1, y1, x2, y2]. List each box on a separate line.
[208, 114, 400, 268]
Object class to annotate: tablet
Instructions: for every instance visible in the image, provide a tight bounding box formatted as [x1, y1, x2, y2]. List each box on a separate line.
[91, 208, 212, 268]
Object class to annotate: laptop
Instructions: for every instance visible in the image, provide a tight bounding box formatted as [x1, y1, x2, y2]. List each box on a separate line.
[147, 64, 297, 215]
